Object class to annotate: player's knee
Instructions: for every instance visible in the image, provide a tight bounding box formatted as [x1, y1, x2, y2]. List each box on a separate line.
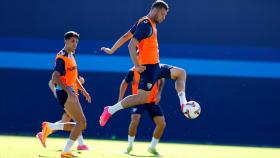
[178, 68, 186, 78]
[156, 120, 166, 129]
[130, 121, 139, 128]
[138, 93, 149, 104]
[78, 118, 87, 130]
[82, 119, 87, 130]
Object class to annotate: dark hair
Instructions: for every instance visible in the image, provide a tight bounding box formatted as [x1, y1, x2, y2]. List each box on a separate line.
[64, 31, 79, 40]
[152, 0, 169, 10]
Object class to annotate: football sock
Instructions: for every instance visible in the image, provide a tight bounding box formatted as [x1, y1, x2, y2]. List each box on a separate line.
[178, 91, 187, 105]
[64, 139, 75, 152]
[108, 102, 123, 114]
[128, 135, 135, 147]
[150, 137, 159, 149]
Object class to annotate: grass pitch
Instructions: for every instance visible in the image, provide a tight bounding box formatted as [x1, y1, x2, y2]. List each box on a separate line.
[0, 135, 279, 158]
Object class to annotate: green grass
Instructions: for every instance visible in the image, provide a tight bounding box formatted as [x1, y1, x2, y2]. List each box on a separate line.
[0, 135, 279, 158]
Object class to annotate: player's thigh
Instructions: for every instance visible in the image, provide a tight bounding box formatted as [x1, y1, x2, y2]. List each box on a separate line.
[169, 66, 186, 80]
[137, 89, 151, 100]
[170, 67, 186, 80]
[159, 64, 173, 79]
[64, 98, 86, 122]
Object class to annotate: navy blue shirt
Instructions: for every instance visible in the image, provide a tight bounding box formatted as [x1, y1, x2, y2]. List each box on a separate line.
[54, 58, 65, 76]
[54, 50, 69, 76]
[129, 19, 153, 42]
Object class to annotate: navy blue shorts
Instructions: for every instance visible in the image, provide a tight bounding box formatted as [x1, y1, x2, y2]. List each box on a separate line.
[138, 63, 173, 91]
[56, 90, 68, 109]
[131, 103, 163, 118]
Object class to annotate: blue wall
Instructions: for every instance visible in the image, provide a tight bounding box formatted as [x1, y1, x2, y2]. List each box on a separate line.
[1, 68, 280, 146]
[1, 0, 280, 47]
[0, 0, 280, 147]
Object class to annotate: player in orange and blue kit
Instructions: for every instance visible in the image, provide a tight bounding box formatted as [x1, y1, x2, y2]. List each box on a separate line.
[100, 0, 189, 130]
[36, 76, 89, 151]
[38, 31, 91, 158]
[119, 67, 169, 155]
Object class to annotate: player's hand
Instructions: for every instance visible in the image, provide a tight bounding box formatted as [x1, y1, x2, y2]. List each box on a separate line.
[78, 76, 85, 84]
[100, 47, 113, 54]
[135, 65, 146, 73]
[81, 90, 92, 103]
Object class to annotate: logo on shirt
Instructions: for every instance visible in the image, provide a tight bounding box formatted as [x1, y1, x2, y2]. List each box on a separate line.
[67, 66, 77, 71]
[147, 83, 153, 90]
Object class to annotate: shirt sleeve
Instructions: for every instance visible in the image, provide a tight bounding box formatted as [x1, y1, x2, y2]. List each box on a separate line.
[132, 20, 153, 42]
[54, 58, 66, 76]
[124, 70, 134, 83]
[129, 22, 137, 34]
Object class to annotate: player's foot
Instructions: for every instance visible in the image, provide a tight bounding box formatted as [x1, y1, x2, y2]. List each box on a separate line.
[41, 122, 53, 147]
[36, 132, 46, 148]
[77, 144, 90, 150]
[148, 147, 160, 156]
[99, 106, 112, 126]
[61, 151, 74, 158]
[124, 146, 133, 154]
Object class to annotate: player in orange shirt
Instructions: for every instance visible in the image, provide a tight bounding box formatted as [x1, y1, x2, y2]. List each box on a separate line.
[119, 67, 166, 155]
[100, 1, 188, 128]
[38, 31, 91, 158]
[36, 76, 89, 151]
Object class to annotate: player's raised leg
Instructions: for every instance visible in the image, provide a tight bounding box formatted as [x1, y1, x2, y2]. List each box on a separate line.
[100, 89, 150, 126]
[170, 66, 188, 108]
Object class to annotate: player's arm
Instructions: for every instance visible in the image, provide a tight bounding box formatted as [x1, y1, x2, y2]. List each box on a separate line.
[52, 72, 73, 94]
[118, 69, 134, 101]
[48, 79, 57, 98]
[155, 78, 165, 104]
[158, 78, 165, 96]
[76, 77, 91, 103]
[101, 31, 133, 55]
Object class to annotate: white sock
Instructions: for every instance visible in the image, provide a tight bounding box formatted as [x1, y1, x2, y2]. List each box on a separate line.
[128, 135, 135, 147]
[150, 137, 159, 149]
[108, 102, 123, 115]
[63, 139, 75, 152]
[48, 122, 64, 130]
[178, 91, 187, 105]
[77, 135, 85, 146]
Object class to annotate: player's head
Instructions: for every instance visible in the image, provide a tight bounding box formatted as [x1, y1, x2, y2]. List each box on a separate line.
[150, 0, 169, 24]
[64, 31, 79, 53]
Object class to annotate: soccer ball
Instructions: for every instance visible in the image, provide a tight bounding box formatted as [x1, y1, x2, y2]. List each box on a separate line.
[182, 101, 201, 119]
